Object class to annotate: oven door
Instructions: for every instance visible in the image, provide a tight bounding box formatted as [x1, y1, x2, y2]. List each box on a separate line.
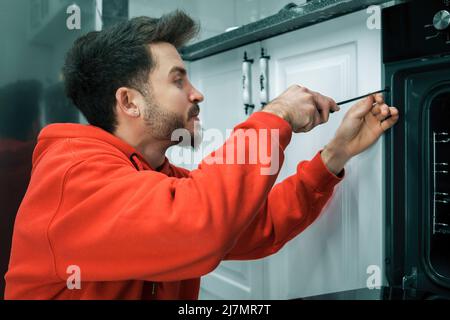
[385, 56, 450, 296]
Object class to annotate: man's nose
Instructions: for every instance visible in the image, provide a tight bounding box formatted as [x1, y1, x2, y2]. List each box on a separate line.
[189, 86, 204, 104]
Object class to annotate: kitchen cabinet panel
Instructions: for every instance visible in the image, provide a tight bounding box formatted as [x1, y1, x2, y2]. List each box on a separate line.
[262, 9, 384, 299]
[181, 8, 384, 299]
[170, 42, 261, 172]
[172, 43, 266, 299]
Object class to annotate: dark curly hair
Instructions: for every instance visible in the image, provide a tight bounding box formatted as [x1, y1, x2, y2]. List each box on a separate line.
[63, 10, 199, 133]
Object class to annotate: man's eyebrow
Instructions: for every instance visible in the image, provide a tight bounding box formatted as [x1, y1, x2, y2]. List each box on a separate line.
[168, 66, 187, 76]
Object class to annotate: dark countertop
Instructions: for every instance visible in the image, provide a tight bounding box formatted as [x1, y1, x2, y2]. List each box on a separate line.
[297, 286, 450, 300]
[181, 0, 396, 61]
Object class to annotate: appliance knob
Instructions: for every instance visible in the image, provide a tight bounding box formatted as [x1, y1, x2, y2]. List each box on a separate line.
[433, 10, 450, 31]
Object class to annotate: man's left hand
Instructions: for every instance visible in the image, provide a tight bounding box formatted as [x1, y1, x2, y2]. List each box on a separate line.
[321, 93, 399, 175]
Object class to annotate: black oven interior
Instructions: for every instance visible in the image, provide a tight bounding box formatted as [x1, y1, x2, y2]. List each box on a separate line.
[383, 0, 450, 297]
[429, 90, 450, 277]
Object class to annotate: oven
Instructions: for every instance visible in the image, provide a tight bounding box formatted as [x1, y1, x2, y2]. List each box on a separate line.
[383, 0, 450, 298]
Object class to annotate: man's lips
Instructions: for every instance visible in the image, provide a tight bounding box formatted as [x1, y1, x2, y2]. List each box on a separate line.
[189, 104, 200, 119]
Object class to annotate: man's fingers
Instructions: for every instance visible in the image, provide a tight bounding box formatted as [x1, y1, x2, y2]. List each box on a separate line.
[301, 87, 339, 115]
[380, 107, 399, 131]
[373, 103, 391, 121]
[316, 103, 330, 123]
[371, 103, 381, 116]
[312, 92, 337, 120]
[350, 95, 375, 118]
[319, 109, 330, 123]
[314, 110, 323, 126]
[329, 102, 341, 114]
[374, 93, 385, 104]
[331, 103, 340, 113]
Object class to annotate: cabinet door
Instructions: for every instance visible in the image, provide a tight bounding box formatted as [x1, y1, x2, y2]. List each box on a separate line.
[176, 43, 266, 299]
[261, 9, 384, 298]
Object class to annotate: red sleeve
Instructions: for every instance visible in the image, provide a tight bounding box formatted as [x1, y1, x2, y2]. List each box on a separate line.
[48, 112, 293, 282]
[224, 151, 344, 260]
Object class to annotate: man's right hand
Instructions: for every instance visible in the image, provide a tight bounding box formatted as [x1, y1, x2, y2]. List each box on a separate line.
[262, 85, 340, 133]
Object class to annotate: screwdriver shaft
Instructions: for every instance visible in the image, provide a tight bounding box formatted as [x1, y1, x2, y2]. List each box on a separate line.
[336, 88, 389, 106]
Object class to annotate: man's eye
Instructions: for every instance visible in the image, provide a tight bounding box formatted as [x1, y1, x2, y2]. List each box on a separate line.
[174, 79, 183, 87]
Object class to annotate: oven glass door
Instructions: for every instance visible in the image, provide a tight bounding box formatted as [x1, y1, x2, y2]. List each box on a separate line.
[385, 60, 450, 294]
[428, 90, 450, 281]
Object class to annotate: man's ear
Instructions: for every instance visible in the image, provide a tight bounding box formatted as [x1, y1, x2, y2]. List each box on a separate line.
[115, 87, 141, 117]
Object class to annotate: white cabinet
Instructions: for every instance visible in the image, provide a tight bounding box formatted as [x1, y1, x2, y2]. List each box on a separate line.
[190, 42, 261, 137]
[181, 43, 267, 300]
[263, 9, 384, 299]
[172, 43, 262, 172]
[182, 9, 384, 299]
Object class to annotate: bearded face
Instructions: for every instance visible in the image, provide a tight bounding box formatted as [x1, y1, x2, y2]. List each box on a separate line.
[142, 91, 203, 150]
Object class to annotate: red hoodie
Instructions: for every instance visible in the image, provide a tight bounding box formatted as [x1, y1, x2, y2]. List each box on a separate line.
[5, 111, 343, 300]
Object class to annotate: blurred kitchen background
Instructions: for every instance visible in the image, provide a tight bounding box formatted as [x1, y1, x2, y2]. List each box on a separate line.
[1, 0, 449, 300]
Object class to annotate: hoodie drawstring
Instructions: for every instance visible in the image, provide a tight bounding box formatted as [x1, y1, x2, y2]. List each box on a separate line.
[129, 153, 143, 171]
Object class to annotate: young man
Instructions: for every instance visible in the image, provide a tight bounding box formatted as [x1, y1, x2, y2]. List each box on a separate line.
[5, 11, 399, 299]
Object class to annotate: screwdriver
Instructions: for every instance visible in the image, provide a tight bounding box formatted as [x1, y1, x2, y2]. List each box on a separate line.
[330, 88, 390, 113]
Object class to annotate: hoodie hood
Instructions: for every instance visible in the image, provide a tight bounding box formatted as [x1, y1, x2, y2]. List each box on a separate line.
[34, 123, 170, 173]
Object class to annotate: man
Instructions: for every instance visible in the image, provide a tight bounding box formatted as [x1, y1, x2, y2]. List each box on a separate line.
[5, 11, 398, 300]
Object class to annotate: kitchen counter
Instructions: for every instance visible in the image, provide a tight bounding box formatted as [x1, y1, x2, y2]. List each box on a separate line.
[181, 0, 397, 61]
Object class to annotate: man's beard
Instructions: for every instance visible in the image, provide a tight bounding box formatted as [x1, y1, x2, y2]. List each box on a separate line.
[142, 93, 203, 150]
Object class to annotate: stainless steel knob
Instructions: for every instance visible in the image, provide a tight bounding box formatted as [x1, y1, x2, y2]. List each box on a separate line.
[433, 10, 450, 31]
